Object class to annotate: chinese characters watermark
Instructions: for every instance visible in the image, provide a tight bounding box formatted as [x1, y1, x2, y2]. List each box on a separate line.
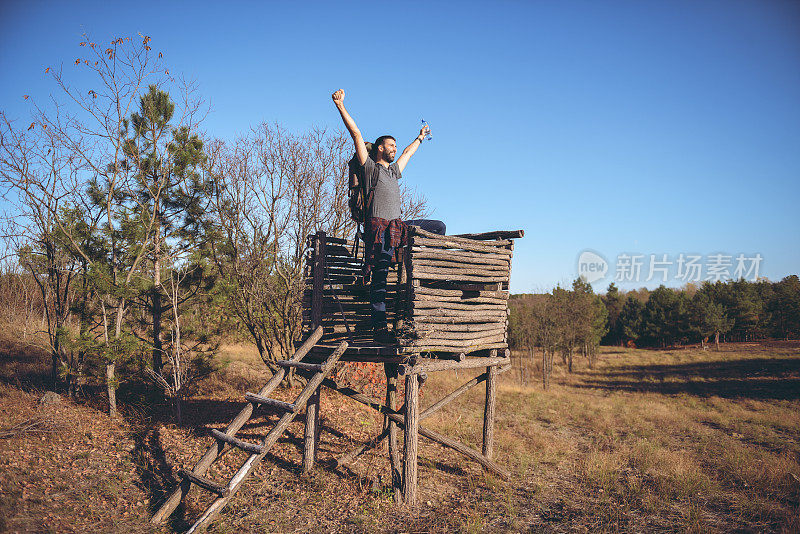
[577, 250, 763, 284]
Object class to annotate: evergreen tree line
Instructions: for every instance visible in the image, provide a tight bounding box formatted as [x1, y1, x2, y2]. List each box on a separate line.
[600, 277, 800, 348]
[509, 276, 800, 381]
[0, 35, 426, 420]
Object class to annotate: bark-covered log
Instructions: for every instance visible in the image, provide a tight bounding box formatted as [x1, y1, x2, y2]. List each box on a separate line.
[408, 314, 506, 324]
[302, 387, 321, 472]
[411, 271, 509, 283]
[413, 286, 509, 299]
[413, 264, 510, 278]
[411, 236, 513, 255]
[403, 373, 419, 504]
[483, 361, 497, 459]
[402, 342, 507, 354]
[453, 230, 524, 241]
[404, 334, 506, 349]
[411, 307, 506, 318]
[411, 256, 509, 270]
[398, 355, 509, 374]
[411, 301, 509, 311]
[410, 250, 510, 268]
[412, 329, 506, 342]
[408, 322, 509, 333]
[411, 227, 512, 247]
[416, 281, 504, 292]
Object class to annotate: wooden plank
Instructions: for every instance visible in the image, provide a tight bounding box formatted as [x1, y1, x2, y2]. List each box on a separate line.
[411, 236, 513, 255]
[413, 286, 508, 299]
[302, 387, 321, 472]
[311, 232, 326, 329]
[412, 272, 509, 283]
[412, 257, 509, 271]
[453, 229, 524, 241]
[245, 393, 298, 413]
[178, 470, 229, 497]
[412, 301, 509, 311]
[411, 308, 506, 318]
[398, 355, 509, 374]
[412, 294, 507, 305]
[411, 248, 511, 265]
[483, 354, 498, 459]
[403, 336, 507, 351]
[411, 227, 512, 247]
[413, 265, 510, 278]
[277, 361, 324, 372]
[410, 322, 509, 333]
[403, 373, 419, 505]
[408, 315, 506, 324]
[400, 342, 508, 354]
[412, 329, 507, 342]
[385, 363, 402, 504]
[418, 281, 504, 292]
[210, 429, 263, 455]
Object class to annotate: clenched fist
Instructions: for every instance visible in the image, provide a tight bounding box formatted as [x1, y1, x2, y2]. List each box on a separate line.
[332, 89, 345, 105]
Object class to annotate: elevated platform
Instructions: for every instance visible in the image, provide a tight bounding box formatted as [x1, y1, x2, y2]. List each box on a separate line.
[302, 228, 523, 358]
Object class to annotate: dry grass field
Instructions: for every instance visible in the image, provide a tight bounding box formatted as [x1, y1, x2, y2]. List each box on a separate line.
[1, 332, 798, 533]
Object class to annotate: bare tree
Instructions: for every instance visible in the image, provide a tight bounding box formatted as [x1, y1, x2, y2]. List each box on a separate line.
[209, 123, 426, 382]
[0, 34, 175, 415]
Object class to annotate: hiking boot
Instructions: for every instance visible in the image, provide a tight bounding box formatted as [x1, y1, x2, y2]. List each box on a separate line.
[373, 327, 395, 345]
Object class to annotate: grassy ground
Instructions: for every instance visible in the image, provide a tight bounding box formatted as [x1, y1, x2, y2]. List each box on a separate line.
[1, 335, 798, 532]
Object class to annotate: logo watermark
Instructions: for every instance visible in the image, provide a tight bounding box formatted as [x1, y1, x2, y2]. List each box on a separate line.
[576, 251, 763, 284]
[577, 250, 609, 284]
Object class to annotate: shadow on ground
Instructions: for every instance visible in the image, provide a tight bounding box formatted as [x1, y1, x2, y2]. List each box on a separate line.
[573, 357, 800, 400]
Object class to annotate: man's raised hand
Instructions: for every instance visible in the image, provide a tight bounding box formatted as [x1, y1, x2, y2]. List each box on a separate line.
[332, 89, 345, 105]
[419, 123, 431, 139]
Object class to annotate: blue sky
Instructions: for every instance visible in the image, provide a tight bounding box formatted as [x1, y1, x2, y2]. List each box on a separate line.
[1, 0, 798, 294]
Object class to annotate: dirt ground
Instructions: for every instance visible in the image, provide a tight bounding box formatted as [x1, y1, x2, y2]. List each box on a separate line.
[1, 337, 799, 533]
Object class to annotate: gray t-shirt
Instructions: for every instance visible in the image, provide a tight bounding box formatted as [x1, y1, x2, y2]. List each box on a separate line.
[362, 156, 401, 220]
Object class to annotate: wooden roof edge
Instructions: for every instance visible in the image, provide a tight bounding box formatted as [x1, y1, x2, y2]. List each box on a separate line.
[452, 229, 524, 241]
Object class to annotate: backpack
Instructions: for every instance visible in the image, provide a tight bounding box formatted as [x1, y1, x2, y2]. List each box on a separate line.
[347, 142, 374, 224]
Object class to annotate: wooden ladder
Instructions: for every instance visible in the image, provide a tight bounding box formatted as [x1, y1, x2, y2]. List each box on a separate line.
[150, 327, 347, 533]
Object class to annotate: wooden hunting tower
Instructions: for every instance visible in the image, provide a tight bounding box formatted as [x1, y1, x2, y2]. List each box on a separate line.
[151, 226, 523, 533]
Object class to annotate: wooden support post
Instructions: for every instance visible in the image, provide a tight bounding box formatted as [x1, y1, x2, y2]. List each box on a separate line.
[385, 363, 402, 503]
[403, 372, 420, 505]
[483, 352, 498, 459]
[303, 386, 321, 472]
[311, 231, 326, 330]
[318, 375, 510, 479]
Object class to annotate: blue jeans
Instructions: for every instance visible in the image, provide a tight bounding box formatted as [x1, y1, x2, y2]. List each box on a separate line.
[371, 219, 446, 331]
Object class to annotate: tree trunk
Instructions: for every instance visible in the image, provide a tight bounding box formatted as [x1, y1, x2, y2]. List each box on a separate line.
[715, 331, 720, 351]
[568, 348, 573, 373]
[152, 235, 163, 373]
[542, 348, 549, 390]
[106, 362, 117, 417]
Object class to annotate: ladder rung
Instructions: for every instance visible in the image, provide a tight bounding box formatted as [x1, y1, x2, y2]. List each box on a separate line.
[245, 393, 298, 413]
[210, 429, 264, 455]
[177, 469, 229, 497]
[277, 361, 324, 372]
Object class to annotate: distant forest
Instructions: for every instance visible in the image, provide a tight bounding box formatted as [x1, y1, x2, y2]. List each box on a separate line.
[509, 276, 800, 355]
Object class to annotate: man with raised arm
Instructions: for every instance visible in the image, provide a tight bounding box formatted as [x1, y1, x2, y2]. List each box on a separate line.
[332, 89, 446, 344]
